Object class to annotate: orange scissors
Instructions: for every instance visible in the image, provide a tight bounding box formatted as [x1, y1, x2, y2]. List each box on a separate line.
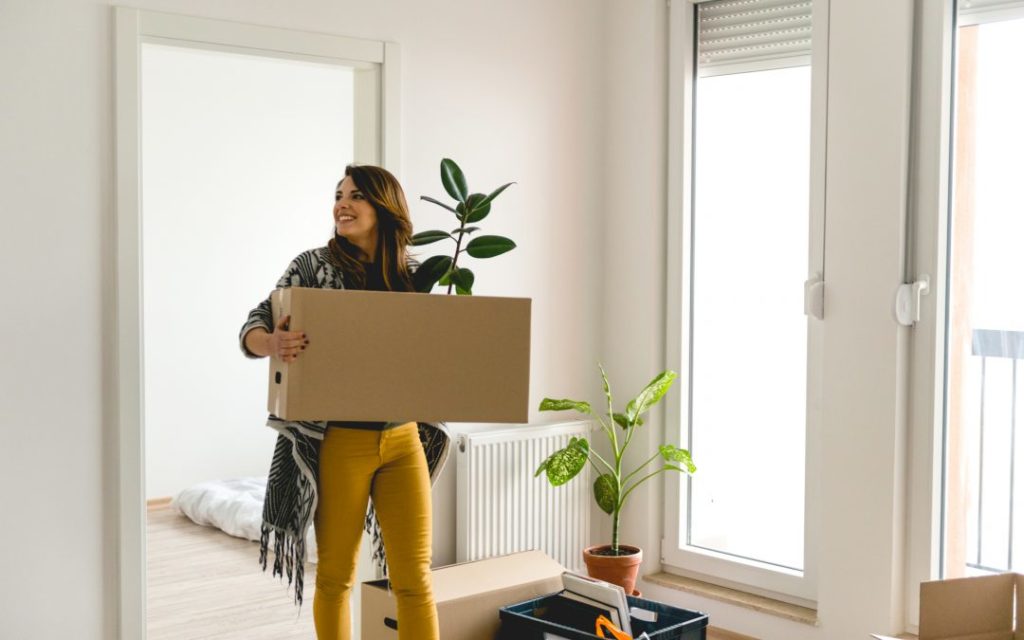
[595, 614, 632, 640]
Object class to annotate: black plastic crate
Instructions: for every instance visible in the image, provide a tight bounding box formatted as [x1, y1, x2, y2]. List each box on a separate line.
[498, 591, 708, 640]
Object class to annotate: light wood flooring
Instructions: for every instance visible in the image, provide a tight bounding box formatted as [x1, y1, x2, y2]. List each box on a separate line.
[148, 504, 758, 639]
[147, 505, 324, 639]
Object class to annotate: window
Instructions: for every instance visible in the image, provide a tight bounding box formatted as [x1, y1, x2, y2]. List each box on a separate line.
[664, 0, 824, 602]
[943, 0, 1024, 578]
[906, 0, 1024, 630]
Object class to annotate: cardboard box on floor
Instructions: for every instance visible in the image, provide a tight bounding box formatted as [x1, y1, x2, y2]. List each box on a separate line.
[268, 287, 531, 422]
[361, 549, 564, 640]
[871, 573, 1024, 640]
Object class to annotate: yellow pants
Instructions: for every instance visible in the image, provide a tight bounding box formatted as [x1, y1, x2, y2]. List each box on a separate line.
[313, 422, 439, 640]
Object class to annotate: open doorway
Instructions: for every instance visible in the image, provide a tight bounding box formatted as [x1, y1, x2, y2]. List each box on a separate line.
[115, 9, 399, 639]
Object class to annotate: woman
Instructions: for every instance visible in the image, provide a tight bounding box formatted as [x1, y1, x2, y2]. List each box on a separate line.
[238, 164, 451, 640]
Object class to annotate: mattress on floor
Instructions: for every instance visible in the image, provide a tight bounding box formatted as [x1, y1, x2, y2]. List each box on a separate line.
[170, 476, 319, 563]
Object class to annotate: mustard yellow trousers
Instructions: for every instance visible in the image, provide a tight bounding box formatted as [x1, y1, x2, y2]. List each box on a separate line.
[313, 422, 439, 640]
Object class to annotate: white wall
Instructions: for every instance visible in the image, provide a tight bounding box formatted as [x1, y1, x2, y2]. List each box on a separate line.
[0, 1, 606, 637]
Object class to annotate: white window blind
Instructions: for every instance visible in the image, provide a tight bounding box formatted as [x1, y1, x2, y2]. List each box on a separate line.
[697, 0, 813, 77]
[959, 0, 1024, 26]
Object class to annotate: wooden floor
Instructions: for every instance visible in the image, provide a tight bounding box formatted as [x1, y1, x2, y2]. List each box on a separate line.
[148, 505, 757, 639]
[147, 505, 327, 639]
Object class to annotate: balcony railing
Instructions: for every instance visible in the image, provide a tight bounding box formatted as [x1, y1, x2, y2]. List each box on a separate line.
[966, 329, 1024, 573]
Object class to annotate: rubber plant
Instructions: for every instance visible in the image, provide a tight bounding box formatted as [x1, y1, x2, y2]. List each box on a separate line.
[411, 158, 516, 295]
[535, 365, 697, 556]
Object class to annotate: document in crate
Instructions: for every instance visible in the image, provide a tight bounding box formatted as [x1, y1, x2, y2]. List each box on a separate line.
[561, 571, 632, 637]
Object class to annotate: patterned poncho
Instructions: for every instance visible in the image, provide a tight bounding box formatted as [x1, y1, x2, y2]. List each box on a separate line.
[239, 246, 452, 608]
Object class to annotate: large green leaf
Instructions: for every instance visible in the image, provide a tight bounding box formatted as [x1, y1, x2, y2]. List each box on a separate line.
[420, 195, 458, 214]
[593, 474, 617, 514]
[450, 267, 475, 295]
[612, 413, 643, 429]
[476, 182, 514, 209]
[539, 398, 592, 414]
[466, 235, 516, 258]
[663, 464, 692, 475]
[451, 226, 481, 235]
[411, 230, 453, 246]
[411, 255, 452, 292]
[659, 445, 696, 473]
[625, 370, 678, 424]
[441, 158, 468, 203]
[534, 437, 589, 486]
[599, 363, 613, 412]
[464, 193, 491, 223]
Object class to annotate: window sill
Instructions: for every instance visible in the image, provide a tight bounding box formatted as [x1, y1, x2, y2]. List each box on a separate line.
[642, 572, 818, 627]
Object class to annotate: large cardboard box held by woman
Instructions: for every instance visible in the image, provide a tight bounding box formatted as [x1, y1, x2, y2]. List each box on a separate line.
[268, 287, 531, 422]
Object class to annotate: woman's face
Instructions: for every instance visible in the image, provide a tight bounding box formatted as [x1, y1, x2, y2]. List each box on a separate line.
[334, 176, 378, 247]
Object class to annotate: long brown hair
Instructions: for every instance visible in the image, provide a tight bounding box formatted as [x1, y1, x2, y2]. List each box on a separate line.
[327, 164, 415, 291]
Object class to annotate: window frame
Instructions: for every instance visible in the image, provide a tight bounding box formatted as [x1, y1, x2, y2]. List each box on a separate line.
[904, 0, 956, 633]
[904, 0, 1024, 630]
[661, 0, 828, 605]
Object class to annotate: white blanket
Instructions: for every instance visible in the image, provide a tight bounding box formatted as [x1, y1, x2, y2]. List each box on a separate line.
[170, 477, 319, 564]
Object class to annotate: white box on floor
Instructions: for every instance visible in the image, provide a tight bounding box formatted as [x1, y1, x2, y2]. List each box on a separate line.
[360, 549, 564, 640]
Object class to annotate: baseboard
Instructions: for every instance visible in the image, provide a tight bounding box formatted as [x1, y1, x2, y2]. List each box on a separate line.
[708, 627, 758, 640]
[147, 496, 173, 510]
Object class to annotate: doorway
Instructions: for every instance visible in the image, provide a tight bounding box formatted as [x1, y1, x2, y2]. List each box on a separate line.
[115, 8, 399, 638]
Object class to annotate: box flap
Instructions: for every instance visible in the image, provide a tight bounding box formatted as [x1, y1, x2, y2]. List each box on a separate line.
[920, 574, 1015, 640]
[431, 550, 564, 603]
[1016, 574, 1024, 640]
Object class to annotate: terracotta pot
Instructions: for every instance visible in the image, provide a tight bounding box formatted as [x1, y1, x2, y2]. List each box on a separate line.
[582, 544, 643, 595]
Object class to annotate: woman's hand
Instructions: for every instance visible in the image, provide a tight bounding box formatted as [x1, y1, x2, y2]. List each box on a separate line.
[268, 314, 308, 363]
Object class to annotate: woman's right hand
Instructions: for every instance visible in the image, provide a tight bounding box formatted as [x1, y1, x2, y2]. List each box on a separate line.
[268, 315, 309, 363]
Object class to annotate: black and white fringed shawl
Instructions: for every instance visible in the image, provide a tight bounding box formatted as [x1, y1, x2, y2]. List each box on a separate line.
[240, 246, 452, 608]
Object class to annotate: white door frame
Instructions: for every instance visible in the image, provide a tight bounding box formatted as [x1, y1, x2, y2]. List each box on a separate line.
[113, 8, 400, 637]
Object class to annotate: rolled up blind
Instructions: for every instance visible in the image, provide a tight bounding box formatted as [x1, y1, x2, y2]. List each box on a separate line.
[697, 0, 813, 77]
[959, 0, 1024, 25]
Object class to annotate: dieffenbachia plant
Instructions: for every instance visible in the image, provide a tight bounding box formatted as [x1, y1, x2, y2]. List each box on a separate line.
[412, 158, 516, 295]
[535, 366, 696, 555]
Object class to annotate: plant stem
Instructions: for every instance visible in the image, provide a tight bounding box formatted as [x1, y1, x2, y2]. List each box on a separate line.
[612, 507, 620, 553]
[589, 448, 617, 476]
[604, 382, 619, 463]
[619, 466, 677, 507]
[595, 416, 616, 450]
[621, 450, 661, 487]
[447, 215, 468, 294]
[621, 419, 639, 458]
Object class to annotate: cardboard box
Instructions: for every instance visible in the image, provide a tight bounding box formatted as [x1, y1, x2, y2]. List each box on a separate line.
[871, 573, 1024, 640]
[268, 287, 531, 422]
[361, 550, 564, 640]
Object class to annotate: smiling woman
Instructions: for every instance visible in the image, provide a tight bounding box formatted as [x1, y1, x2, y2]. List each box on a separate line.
[238, 164, 449, 640]
[326, 164, 418, 292]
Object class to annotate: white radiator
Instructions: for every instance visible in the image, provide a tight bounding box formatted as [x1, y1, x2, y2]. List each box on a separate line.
[455, 421, 593, 572]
